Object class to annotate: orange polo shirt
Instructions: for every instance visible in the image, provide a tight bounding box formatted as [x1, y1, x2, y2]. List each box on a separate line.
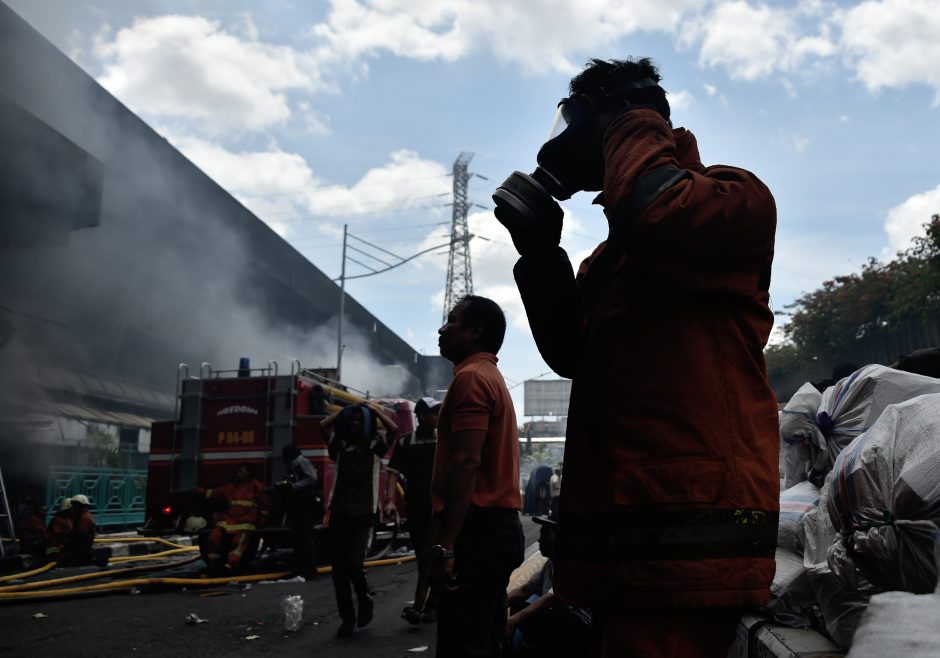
[431, 352, 522, 512]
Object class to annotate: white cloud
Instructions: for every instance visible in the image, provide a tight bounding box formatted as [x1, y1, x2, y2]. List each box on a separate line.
[310, 150, 451, 216]
[297, 101, 332, 136]
[668, 89, 693, 112]
[84, 0, 940, 141]
[680, 1, 837, 81]
[93, 15, 328, 134]
[310, 0, 700, 74]
[775, 130, 813, 153]
[160, 129, 452, 236]
[838, 0, 940, 106]
[883, 184, 940, 255]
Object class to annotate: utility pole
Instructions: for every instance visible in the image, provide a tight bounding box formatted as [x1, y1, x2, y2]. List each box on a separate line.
[443, 152, 474, 323]
[337, 224, 348, 381]
[334, 226, 451, 383]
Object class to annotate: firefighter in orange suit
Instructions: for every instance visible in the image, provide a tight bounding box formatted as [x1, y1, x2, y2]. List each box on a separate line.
[63, 494, 98, 566]
[199, 463, 269, 574]
[495, 57, 779, 657]
[46, 498, 74, 562]
[18, 502, 49, 558]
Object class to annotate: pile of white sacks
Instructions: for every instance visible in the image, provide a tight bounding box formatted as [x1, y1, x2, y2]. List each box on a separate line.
[766, 364, 940, 650]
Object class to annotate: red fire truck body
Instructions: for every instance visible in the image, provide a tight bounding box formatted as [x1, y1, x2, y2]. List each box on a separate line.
[142, 362, 412, 562]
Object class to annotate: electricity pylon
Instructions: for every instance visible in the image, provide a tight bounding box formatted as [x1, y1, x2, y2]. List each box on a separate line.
[443, 152, 474, 323]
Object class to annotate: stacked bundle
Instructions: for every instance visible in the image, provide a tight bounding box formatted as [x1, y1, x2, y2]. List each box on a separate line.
[767, 365, 940, 649]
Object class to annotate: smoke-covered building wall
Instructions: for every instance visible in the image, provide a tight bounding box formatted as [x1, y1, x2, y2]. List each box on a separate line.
[0, 4, 449, 500]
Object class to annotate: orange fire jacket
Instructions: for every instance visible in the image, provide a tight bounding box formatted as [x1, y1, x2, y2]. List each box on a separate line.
[514, 109, 780, 609]
[205, 479, 269, 532]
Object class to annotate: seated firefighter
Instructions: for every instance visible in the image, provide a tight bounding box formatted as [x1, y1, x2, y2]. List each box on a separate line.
[46, 498, 74, 562]
[59, 494, 99, 567]
[197, 463, 269, 574]
[505, 511, 591, 658]
[18, 501, 49, 558]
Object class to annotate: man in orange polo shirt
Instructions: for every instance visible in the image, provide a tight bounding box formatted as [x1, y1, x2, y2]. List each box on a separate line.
[432, 295, 524, 658]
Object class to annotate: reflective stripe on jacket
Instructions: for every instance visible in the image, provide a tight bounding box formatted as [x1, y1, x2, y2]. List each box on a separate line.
[206, 479, 268, 530]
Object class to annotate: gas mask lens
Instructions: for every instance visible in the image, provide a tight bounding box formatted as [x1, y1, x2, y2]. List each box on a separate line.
[545, 98, 579, 141]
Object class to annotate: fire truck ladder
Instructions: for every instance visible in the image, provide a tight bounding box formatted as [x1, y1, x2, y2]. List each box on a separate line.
[171, 363, 206, 492]
[266, 360, 299, 484]
[0, 465, 16, 557]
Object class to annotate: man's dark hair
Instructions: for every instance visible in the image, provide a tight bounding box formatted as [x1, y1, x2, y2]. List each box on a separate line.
[569, 57, 670, 124]
[237, 462, 253, 475]
[281, 444, 301, 462]
[458, 295, 507, 354]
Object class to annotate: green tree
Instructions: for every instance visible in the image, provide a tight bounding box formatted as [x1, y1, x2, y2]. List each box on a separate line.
[769, 214, 940, 367]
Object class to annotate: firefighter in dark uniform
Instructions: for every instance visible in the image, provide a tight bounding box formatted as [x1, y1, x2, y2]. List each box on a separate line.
[279, 443, 321, 579]
[384, 397, 442, 624]
[322, 402, 397, 638]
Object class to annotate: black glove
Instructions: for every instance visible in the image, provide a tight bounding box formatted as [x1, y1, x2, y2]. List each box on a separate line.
[492, 171, 563, 257]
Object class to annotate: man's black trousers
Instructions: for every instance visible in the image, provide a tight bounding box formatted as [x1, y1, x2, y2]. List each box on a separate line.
[436, 507, 524, 658]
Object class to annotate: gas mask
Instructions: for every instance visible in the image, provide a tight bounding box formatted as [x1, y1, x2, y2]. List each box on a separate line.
[493, 78, 662, 236]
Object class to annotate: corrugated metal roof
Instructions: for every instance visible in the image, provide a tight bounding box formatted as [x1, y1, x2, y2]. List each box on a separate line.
[46, 401, 156, 429]
[36, 364, 175, 410]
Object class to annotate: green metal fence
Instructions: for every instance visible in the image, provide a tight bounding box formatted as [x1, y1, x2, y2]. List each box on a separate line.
[46, 466, 148, 527]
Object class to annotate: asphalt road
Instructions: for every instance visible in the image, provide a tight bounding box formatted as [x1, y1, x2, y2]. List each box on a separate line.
[1, 517, 541, 658]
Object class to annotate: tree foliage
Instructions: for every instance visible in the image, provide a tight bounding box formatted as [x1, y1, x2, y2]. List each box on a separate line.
[767, 214, 940, 371]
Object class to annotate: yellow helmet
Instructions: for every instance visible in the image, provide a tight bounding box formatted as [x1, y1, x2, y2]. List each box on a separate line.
[58, 498, 72, 511]
[70, 494, 91, 506]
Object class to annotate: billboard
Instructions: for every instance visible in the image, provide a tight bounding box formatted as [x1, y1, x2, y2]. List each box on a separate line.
[523, 379, 572, 417]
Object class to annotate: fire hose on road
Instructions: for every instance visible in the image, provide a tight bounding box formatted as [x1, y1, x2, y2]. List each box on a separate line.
[0, 554, 415, 602]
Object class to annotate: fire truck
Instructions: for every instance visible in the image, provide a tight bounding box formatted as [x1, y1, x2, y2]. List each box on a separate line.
[141, 360, 413, 568]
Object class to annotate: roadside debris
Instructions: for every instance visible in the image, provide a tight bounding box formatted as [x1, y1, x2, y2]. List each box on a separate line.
[281, 594, 303, 632]
[185, 613, 208, 625]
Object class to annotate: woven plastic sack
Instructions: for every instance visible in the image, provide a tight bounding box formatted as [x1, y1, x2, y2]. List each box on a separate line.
[827, 393, 940, 594]
[763, 547, 815, 628]
[845, 590, 940, 657]
[781, 366, 940, 488]
[806, 564, 874, 648]
[802, 481, 840, 567]
[778, 481, 820, 554]
[779, 383, 822, 488]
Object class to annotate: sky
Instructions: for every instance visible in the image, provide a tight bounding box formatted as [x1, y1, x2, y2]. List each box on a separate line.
[6, 0, 940, 419]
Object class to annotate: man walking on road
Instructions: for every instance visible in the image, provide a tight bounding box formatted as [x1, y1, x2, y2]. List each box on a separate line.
[432, 295, 524, 658]
[322, 402, 398, 638]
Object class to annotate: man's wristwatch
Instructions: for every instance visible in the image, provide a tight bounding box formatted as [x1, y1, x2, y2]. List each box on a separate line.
[431, 544, 455, 561]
